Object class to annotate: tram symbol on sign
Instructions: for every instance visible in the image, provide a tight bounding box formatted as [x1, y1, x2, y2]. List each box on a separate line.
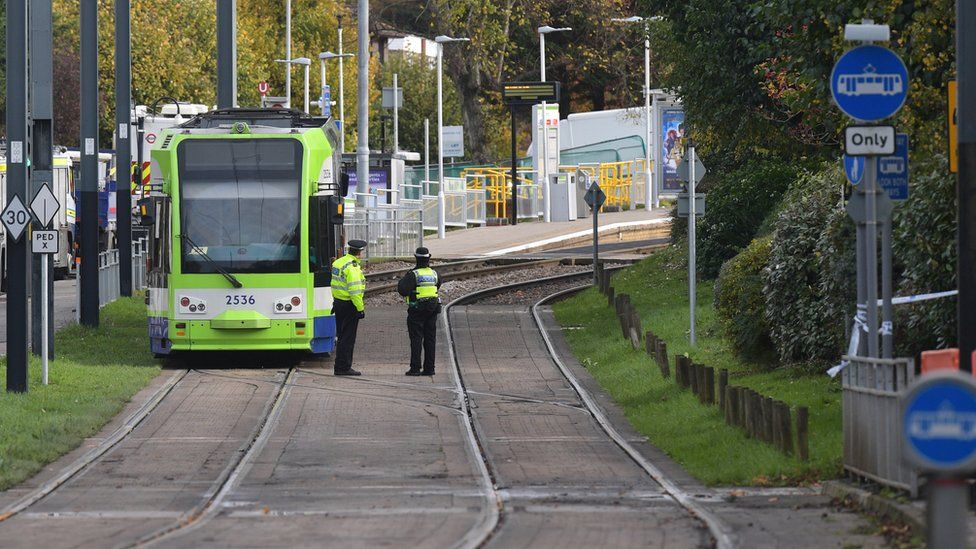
[835, 64, 904, 97]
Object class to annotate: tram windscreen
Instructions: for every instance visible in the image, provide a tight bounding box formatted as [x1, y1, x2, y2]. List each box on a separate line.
[178, 138, 303, 274]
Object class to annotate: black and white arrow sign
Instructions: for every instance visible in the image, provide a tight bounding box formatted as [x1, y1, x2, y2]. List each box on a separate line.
[30, 183, 61, 228]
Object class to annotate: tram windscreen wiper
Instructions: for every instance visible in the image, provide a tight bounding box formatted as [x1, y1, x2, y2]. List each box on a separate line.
[178, 234, 244, 289]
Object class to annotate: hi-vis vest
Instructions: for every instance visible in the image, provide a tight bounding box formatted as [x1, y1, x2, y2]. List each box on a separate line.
[331, 254, 365, 311]
[407, 267, 439, 304]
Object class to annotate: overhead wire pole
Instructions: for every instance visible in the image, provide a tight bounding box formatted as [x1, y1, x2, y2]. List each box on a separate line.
[216, 0, 237, 109]
[959, 0, 976, 373]
[6, 0, 29, 392]
[434, 35, 470, 237]
[80, 0, 100, 328]
[116, 0, 133, 298]
[356, 0, 369, 205]
[537, 25, 571, 223]
[30, 0, 55, 357]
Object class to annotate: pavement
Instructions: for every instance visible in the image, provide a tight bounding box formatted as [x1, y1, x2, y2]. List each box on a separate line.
[425, 207, 670, 258]
[0, 305, 895, 547]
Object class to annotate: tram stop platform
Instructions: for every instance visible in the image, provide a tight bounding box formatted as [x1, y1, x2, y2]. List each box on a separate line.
[424, 207, 671, 259]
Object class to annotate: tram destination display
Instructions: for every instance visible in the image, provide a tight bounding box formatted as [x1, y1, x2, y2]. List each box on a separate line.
[502, 82, 560, 106]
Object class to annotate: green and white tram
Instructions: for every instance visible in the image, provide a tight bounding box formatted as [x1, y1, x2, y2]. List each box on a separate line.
[145, 108, 346, 356]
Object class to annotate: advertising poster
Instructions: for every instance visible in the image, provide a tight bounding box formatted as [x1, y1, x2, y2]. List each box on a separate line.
[661, 109, 685, 192]
[346, 170, 390, 198]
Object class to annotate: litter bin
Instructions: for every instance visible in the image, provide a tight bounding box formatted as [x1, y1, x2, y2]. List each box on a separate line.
[550, 173, 576, 222]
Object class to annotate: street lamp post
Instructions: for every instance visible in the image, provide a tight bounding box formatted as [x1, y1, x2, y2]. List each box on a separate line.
[338, 15, 347, 153]
[285, 0, 291, 108]
[612, 15, 663, 209]
[275, 57, 311, 113]
[538, 25, 571, 223]
[319, 51, 355, 119]
[434, 35, 470, 239]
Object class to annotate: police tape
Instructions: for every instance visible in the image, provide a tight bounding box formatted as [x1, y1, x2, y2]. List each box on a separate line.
[828, 289, 958, 378]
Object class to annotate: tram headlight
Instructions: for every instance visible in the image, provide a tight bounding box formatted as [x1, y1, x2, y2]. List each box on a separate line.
[180, 297, 190, 307]
[274, 295, 304, 314]
[291, 296, 301, 306]
[179, 296, 207, 314]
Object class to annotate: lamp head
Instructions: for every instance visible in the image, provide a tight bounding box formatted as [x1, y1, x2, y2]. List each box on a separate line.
[538, 25, 572, 34]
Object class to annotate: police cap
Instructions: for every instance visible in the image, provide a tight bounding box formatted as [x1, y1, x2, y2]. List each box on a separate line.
[347, 239, 368, 252]
[414, 247, 431, 259]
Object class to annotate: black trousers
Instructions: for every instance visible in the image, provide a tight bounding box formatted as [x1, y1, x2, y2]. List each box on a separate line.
[407, 305, 438, 372]
[333, 299, 360, 372]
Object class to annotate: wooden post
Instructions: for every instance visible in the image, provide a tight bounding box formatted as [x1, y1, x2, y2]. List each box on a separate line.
[771, 401, 782, 449]
[646, 332, 655, 355]
[738, 388, 747, 427]
[718, 369, 728, 411]
[607, 286, 615, 307]
[797, 406, 809, 462]
[704, 367, 715, 405]
[764, 396, 774, 443]
[724, 386, 734, 425]
[780, 402, 794, 456]
[743, 390, 753, 438]
[659, 341, 670, 378]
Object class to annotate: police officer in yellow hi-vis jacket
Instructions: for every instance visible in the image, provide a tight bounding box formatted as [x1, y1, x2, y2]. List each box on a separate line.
[397, 247, 442, 376]
[331, 239, 367, 376]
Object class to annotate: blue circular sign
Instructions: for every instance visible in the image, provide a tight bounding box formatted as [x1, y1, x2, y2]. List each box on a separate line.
[831, 45, 909, 122]
[903, 373, 976, 472]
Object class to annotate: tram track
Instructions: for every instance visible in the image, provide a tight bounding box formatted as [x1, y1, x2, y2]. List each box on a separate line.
[364, 257, 572, 297]
[0, 369, 190, 524]
[442, 269, 735, 548]
[132, 368, 295, 548]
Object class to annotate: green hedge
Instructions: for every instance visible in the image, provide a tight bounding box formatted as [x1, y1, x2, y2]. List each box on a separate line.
[697, 162, 801, 279]
[892, 154, 957, 355]
[763, 166, 855, 365]
[714, 235, 775, 363]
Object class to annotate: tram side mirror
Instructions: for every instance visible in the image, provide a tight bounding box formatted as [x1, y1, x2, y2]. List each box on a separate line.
[339, 170, 350, 198]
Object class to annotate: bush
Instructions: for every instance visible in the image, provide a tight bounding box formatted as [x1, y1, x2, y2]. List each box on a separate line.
[763, 166, 855, 364]
[892, 154, 957, 355]
[697, 162, 801, 279]
[714, 235, 775, 363]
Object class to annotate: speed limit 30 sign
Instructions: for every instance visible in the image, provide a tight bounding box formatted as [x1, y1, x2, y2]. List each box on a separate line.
[1, 194, 30, 242]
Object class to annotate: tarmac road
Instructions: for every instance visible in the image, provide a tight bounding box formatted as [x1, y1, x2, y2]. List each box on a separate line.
[0, 279, 80, 355]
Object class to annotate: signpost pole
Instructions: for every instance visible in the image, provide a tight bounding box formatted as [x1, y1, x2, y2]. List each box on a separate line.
[511, 107, 518, 226]
[864, 158, 880, 357]
[592, 186, 599, 285]
[881, 215, 894, 358]
[958, 0, 976, 373]
[929, 477, 968, 549]
[41, 253, 48, 385]
[424, 118, 430, 187]
[688, 141, 697, 347]
[393, 73, 399, 153]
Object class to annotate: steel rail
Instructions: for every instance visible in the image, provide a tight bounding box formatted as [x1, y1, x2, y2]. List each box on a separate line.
[366, 258, 567, 296]
[531, 285, 737, 549]
[132, 368, 296, 548]
[0, 369, 190, 523]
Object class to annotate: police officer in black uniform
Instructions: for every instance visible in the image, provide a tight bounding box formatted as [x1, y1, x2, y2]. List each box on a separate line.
[397, 247, 441, 376]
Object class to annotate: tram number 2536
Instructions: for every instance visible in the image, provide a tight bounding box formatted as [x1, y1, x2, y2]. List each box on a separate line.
[226, 295, 256, 306]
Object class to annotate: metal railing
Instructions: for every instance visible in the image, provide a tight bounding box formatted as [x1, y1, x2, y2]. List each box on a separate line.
[346, 206, 424, 259]
[842, 355, 919, 496]
[96, 236, 150, 307]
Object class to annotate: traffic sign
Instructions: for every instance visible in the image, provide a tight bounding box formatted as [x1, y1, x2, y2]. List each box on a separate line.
[844, 155, 865, 185]
[677, 193, 705, 217]
[902, 372, 976, 473]
[831, 45, 909, 121]
[31, 230, 59, 254]
[845, 125, 896, 156]
[1, 194, 30, 242]
[258, 80, 270, 95]
[30, 183, 61, 227]
[677, 155, 706, 184]
[877, 133, 909, 201]
[584, 184, 606, 209]
[846, 187, 894, 224]
[321, 85, 332, 117]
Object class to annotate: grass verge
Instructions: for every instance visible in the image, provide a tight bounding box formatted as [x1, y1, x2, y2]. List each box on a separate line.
[553, 247, 842, 486]
[0, 296, 160, 491]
